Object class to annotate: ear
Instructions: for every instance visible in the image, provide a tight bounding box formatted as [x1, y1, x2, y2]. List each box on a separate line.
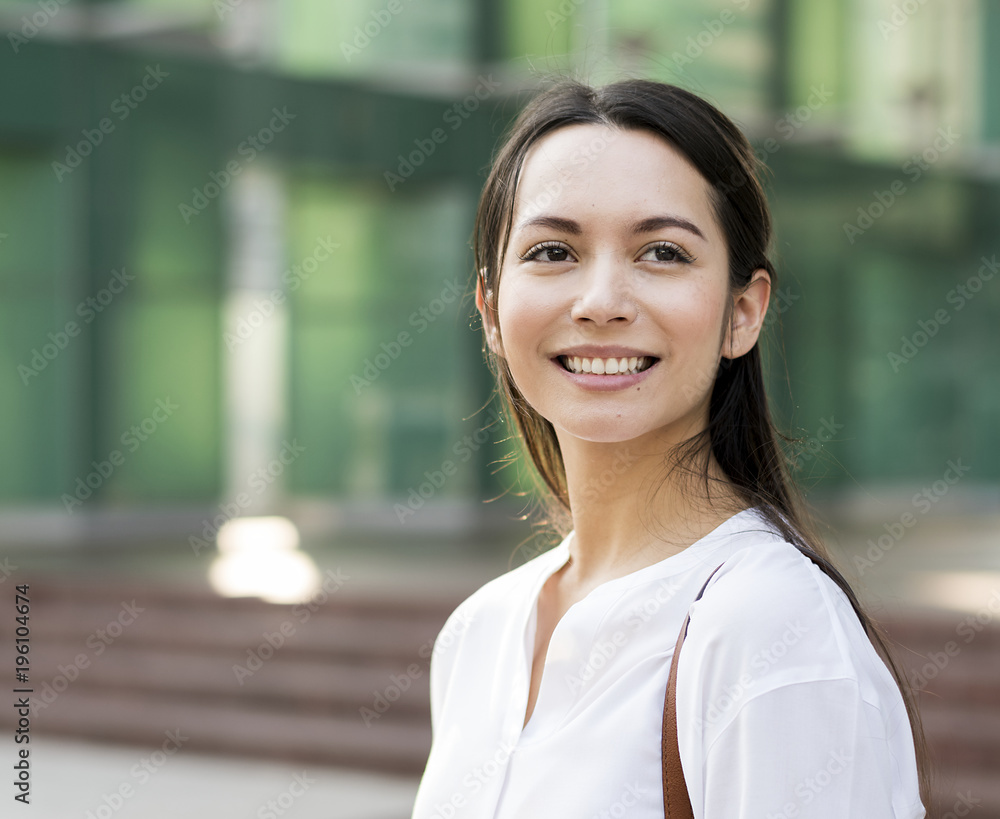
[476, 271, 503, 358]
[722, 269, 771, 360]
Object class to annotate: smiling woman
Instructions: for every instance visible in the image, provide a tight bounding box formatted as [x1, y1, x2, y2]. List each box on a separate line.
[411, 78, 930, 819]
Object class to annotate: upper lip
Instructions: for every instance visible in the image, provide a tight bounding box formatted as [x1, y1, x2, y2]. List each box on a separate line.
[552, 345, 659, 359]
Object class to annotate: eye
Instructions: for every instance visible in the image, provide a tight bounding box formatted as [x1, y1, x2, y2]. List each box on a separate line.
[638, 242, 696, 264]
[519, 241, 574, 263]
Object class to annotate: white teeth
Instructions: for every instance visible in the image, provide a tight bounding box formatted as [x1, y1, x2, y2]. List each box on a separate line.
[563, 356, 652, 375]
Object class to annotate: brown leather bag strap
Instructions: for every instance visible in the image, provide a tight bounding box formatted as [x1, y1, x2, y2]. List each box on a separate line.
[662, 563, 725, 819]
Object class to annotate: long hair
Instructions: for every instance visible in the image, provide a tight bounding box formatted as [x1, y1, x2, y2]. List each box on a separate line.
[471, 76, 931, 807]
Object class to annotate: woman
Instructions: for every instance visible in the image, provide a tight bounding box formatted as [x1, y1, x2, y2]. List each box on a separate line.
[411, 77, 929, 818]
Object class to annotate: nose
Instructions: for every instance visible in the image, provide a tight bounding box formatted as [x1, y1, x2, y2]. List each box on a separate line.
[569, 253, 637, 325]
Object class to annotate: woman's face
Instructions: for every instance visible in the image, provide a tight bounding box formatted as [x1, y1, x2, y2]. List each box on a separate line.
[486, 124, 768, 446]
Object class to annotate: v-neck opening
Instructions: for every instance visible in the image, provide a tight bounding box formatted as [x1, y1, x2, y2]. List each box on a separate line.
[516, 505, 764, 741]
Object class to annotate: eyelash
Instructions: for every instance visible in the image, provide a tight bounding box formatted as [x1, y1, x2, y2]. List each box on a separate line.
[518, 240, 697, 264]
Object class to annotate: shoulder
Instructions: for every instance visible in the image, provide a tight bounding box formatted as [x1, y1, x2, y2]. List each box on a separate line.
[681, 533, 897, 717]
[676, 536, 924, 816]
[698, 536, 857, 645]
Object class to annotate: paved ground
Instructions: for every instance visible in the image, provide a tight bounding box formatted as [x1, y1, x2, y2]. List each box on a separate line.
[22, 737, 419, 819]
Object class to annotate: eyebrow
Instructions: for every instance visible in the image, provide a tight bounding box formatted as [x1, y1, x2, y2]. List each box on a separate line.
[514, 214, 706, 241]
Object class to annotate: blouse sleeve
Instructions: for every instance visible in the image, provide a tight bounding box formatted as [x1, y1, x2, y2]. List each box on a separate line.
[699, 677, 926, 818]
[675, 544, 925, 819]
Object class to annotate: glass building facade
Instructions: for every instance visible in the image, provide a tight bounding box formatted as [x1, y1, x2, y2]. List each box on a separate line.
[0, 0, 997, 542]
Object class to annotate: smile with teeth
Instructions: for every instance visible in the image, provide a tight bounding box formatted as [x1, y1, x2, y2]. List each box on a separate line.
[559, 355, 656, 375]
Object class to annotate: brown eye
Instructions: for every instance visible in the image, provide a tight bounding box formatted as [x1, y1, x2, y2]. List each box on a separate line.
[639, 242, 695, 264]
[521, 242, 573, 262]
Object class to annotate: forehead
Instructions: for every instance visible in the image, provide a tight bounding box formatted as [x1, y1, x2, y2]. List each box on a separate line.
[511, 124, 718, 238]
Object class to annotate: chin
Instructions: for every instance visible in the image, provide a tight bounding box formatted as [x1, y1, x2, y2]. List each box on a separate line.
[552, 417, 655, 446]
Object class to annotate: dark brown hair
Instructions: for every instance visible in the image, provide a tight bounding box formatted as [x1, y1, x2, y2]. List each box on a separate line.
[471, 76, 931, 807]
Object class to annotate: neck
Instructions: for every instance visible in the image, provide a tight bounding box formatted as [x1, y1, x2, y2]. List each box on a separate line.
[554, 423, 748, 588]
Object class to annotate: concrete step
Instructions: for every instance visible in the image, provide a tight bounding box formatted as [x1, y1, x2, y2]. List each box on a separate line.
[0, 575, 449, 773]
[926, 767, 1000, 819]
[25, 644, 431, 717]
[18, 686, 432, 775]
[919, 697, 1000, 775]
[4, 599, 447, 663]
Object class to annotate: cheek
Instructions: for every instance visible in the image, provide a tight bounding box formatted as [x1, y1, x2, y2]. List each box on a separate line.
[657, 281, 730, 375]
[497, 275, 560, 352]
[652, 274, 726, 329]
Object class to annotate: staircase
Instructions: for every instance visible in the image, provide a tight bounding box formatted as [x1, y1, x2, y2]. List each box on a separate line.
[1, 575, 997, 815]
[881, 610, 1000, 818]
[0, 573, 463, 776]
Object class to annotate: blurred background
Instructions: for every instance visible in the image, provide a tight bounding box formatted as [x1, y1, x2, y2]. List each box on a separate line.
[0, 0, 997, 816]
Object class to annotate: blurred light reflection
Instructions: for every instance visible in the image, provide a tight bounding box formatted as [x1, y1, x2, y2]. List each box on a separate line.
[209, 516, 321, 604]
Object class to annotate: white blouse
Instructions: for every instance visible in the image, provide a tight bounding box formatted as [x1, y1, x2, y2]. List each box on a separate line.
[411, 506, 925, 819]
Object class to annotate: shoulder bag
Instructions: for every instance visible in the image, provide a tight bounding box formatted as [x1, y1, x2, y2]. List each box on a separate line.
[661, 562, 725, 819]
